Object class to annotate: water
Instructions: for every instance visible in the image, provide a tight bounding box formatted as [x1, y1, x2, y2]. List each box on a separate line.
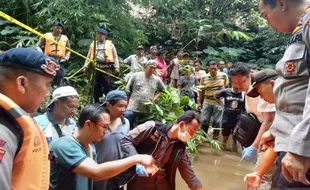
[176, 144, 255, 190]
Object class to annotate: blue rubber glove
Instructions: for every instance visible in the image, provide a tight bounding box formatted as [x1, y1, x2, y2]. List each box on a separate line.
[241, 146, 258, 162]
[135, 164, 149, 177]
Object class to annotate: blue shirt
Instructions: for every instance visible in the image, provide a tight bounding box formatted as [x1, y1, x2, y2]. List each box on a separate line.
[94, 118, 129, 190]
[50, 136, 97, 190]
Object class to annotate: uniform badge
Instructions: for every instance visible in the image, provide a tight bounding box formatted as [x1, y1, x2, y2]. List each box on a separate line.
[231, 100, 238, 109]
[0, 148, 6, 162]
[285, 61, 296, 73]
[41, 59, 60, 76]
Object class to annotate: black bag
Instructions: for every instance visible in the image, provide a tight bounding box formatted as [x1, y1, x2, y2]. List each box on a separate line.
[233, 112, 261, 148]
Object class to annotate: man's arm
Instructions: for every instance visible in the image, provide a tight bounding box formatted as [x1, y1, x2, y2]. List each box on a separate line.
[73, 154, 154, 181]
[112, 44, 119, 71]
[120, 121, 156, 157]
[154, 77, 166, 101]
[123, 55, 132, 65]
[214, 89, 225, 108]
[178, 152, 203, 190]
[36, 37, 46, 52]
[125, 73, 136, 98]
[64, 39, 71, 61]
[252, 111, 275, 148]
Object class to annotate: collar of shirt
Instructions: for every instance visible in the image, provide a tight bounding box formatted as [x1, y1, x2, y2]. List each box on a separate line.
[46, 111, 71, 126]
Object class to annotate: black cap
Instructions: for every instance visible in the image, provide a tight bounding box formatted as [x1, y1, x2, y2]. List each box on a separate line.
[136, 45, 144, 50]
[96, 28, 108, 35]
[55, 21, 64, 29]
[247, 69, 278, 98]
[0, 48, 62, 80]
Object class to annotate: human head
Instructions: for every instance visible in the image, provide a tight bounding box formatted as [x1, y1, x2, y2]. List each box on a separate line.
[48, 86, 80, 118]
[194, 61, 202, 71]
[176, 52, 183, 59]
[0, 48, 61, 113]
[247, 69, 278, 103]
[259, 0, 306, 33]
[136, 45, 144, 56]
[96, 28, 108, 41]
[229, 62, 251, 92]
[208, 61, 218, 77]
[150, 46, 157, 55]
[157, 50, 166, 60]
[183, 65, 192, 76]
[102, 90, 128, 118]
[52, 21, 64, 36]
[77, 104, 110, 142]
[226, 62, 233, 69]
[218, 60, 226, 71]
[173, 111, 200, 142]
[144, 59, 157, 76]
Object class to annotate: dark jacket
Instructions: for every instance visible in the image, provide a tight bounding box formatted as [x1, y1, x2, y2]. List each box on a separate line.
[119, 121, 202, 190]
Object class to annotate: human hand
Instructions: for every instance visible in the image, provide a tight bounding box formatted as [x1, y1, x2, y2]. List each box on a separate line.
[258, 131, 274, 152]
[135, 164, 149, 177]
[83, 67, 88, 75]
[134, 154, 155, 168]
[281, 152, 310, 185]
[241, 146, 258, 162]
[244, 172, 262, 190]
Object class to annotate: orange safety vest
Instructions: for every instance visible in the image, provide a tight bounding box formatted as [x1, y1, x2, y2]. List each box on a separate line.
[44, 32, 68, 59]
[89, 40, 115, 63]
[0, 93, 50, 190]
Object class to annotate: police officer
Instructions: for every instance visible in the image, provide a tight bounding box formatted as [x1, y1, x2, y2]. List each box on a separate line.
[0, 48, 62, 190]
[259, 0, 310, 188]
[84, 28, 120, 103]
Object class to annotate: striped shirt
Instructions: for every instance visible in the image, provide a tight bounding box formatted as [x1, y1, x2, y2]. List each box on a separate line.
[200, 72, 228, 103]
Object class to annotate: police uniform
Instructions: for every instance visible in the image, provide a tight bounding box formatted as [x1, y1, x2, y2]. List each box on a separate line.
[85, 28, 120, 103]
[269, 7, 310, 188]
[0, 48, 62, 190]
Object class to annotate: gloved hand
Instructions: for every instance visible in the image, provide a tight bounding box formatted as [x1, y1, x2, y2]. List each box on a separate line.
[135, 164, 149, 177]
[241, 146, 258, 162]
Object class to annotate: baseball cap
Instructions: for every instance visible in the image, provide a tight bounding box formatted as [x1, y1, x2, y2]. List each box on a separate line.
[96, 28, 108, 35]
[0, 48, 61, 79]
[150, 46, 157, 50]
[136, 45, 144, 50]
[47, 86, 79, 108]
[247, 69, 278, 98]
[101, 90, 127, 107]
[55, 21, 64, 29]
[145, 60, 157, 68]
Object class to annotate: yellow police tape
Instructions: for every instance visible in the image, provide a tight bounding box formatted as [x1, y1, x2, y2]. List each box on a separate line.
[0, 11, 124, 81]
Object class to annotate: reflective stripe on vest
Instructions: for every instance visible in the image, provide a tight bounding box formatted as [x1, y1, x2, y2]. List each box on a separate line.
[0, 93, 50, 190]
[44, 32, 68, 59]
[89, 40, 115, 63]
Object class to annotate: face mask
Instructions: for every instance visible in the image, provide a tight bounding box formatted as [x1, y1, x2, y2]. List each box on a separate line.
[178, 128, 192, 142]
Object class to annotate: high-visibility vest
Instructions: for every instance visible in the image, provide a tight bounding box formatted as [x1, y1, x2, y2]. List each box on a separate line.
[89, 40, 115, 63]
[44, 32, 68, 59]
[0, 93, 50, 190]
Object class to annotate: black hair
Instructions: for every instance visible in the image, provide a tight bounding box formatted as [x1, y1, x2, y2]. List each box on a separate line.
[209, 61, 217, 66]
[156, 50, 165, 57]
[176, 110, 201, 125]
[261, 0, 277, 8]
[262, 0, 302, 8]
[77, 104, 109, 128]
[229, 62, 250, 76]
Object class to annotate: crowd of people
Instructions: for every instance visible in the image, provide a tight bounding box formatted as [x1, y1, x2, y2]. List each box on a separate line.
[2, 0, 310, 190]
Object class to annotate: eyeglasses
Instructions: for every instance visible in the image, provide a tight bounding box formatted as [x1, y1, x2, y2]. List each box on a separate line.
[90, 121, 109, 130]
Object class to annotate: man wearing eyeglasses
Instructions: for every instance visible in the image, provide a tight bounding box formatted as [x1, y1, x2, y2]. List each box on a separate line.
[49, 104, 155, 190]
[34, 86, 80, 147]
